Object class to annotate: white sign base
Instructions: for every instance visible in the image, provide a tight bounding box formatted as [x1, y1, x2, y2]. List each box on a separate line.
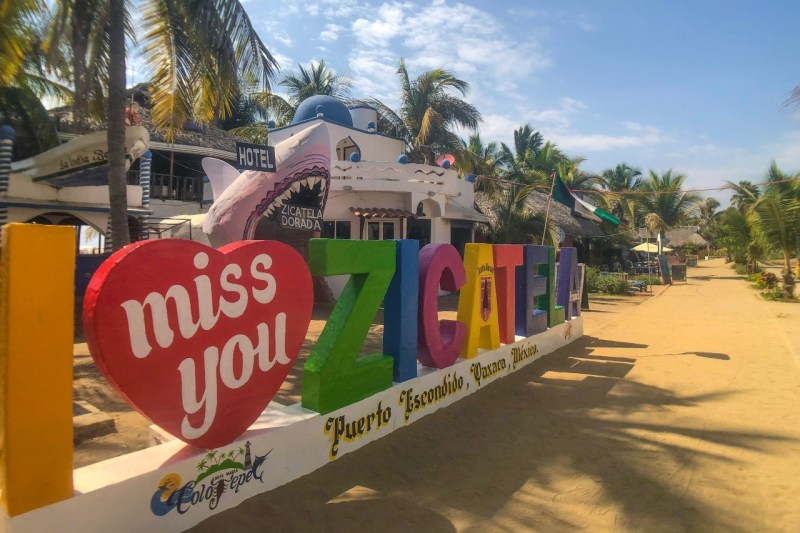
[1, 318, 582, 533]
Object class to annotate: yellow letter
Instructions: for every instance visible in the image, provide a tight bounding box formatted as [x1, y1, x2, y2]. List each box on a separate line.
[457, 244, 500, 359]
[0, 224, 74, 515]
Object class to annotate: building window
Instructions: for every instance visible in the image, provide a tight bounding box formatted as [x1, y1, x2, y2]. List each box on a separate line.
[322, 220, 351, 239]
[336, 136, 361, 161]
[366, 220, 396, 240]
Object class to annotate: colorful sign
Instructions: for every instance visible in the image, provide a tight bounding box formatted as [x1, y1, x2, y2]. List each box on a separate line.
[83, 239, 313, 449]
[0, 224, 585, 531]
[83, 238, 580, 448]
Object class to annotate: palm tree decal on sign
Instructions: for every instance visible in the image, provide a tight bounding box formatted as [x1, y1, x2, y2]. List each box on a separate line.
[481, 277, 492, 322]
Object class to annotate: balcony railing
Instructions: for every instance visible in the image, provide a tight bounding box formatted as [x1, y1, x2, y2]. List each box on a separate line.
[127, 171, 203, 203]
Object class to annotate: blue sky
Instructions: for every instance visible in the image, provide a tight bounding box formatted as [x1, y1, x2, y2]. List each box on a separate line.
[234, 0, 799, 204]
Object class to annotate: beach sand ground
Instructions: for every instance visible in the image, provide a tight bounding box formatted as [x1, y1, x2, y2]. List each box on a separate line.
[74, 259, 800, 532]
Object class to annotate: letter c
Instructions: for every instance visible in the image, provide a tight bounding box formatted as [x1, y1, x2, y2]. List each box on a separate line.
[417, 244, 466, 369]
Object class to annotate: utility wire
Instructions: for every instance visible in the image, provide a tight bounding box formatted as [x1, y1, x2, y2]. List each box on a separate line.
[469, 173, 800, 195]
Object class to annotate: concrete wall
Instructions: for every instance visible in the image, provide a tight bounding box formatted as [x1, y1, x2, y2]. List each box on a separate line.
[269, 120, 405, 164]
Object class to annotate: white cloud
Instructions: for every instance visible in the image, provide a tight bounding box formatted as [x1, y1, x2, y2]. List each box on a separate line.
[556, 133, 658, 152]
[274, 33, 293, 47]
[271, 52, 294, 71]
[319, 0, 360, 18]
[553, 124, 665, 152]
[320, 23, 345, 42]
[346, 0, 551, 102]
[352, 3, 410, 48]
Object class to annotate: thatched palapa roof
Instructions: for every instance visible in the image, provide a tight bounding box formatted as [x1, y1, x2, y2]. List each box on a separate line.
[49, 87, 243, 154]
[475, 190, 605, 238]
[635, 226, 707, 247]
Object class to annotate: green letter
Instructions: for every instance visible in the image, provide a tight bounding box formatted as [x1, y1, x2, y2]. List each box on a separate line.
[302, 239, 395, 413]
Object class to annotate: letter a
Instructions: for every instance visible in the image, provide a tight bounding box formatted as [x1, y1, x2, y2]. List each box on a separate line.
[457, 244, 500, 359]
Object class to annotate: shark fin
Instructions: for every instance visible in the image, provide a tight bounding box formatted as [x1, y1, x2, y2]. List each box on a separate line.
[202, 157, 243, 201]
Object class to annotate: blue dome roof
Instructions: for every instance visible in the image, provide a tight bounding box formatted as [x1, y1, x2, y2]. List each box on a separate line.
[292, 95, 353, 127]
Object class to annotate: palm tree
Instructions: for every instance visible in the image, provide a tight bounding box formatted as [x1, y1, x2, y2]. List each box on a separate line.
[50, 0, 278, 250]
[747, 164, 800, 297]
[716, 207, 752, 264]
[367, 59, 481, 165]
[497, 125, 550, 187]
[1, 0, 43, 86]
[600, 163, 643, 226]
[106, 0, 128, 249]
[498, 125, 543, 168]
[481, 185, 558, 245]
[697, 197, 721, 243]
[786, 83, 800, 112]
[728, 180, 760, 214]
[602, 163, 643, 192]
[638, 170, 701, 239]
[232, 60, 352, 142]
[0, 2, 70, 159]
[265, 60, 353, 124]
[48, 0, 113, 132]
[455, 133, 501, 194]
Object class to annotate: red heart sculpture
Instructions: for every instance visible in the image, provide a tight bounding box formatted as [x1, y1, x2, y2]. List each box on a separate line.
[83, 239, 313, 449]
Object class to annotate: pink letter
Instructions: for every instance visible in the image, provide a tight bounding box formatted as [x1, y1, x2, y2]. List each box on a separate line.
[417, 244, 466, 368]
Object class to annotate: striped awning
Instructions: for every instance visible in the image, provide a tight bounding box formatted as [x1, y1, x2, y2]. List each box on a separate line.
[349, 207, 416, 219]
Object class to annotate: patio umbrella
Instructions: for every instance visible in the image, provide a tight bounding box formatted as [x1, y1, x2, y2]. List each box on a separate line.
[631, 242, 673, 253]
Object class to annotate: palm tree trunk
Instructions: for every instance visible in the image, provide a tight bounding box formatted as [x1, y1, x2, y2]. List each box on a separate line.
[107, 0, 129, 251]
[783, 253, 796, 299]
[71, 0, 91, 132]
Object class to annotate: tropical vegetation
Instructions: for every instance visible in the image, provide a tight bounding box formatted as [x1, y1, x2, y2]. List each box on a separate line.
[1, 5, 797, 286]
[18, 0, 278, 249]
[367, 59, 481, 165]
[719, 163, 800, 299]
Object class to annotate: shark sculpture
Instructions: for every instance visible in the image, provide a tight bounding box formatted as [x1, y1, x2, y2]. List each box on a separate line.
[168, 123, 331, 247]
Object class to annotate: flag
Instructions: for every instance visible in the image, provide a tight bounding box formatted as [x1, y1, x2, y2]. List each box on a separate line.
[550, 175, 620, 226]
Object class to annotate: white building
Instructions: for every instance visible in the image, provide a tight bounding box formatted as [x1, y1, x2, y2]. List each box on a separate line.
[267, 95, 487, 257]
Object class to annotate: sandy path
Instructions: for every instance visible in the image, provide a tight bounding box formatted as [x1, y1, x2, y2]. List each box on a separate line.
[188, 259, 800, 532]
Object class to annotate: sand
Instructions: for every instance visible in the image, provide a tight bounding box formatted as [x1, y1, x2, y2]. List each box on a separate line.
[74, 259, 800, 532]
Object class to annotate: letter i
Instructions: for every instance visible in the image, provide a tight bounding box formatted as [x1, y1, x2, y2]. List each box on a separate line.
[383, 240, 418, 382]
[193, 252, 220, 330]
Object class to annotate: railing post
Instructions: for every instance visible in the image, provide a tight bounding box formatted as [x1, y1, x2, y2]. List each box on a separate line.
[103, 216, 112, 253]
[139, 151, 152, 239]
[0, 125, 14, 226]
[139, 150, 152, 209]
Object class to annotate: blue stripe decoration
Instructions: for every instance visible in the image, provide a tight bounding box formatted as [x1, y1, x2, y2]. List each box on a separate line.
[139, 151, 152, 208]
[104, 216, 112, 253]
[0, 127, 15, 195]
[139, 151, 152, 239]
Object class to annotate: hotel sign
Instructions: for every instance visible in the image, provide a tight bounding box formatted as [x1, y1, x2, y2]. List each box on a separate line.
[236, 142, 276, 172]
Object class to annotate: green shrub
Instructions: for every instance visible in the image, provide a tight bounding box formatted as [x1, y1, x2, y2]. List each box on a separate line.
[753, 272, 779, 289]
[760, 288, 798, 302]
[635, 274, 661, 286]
[586, 266, 628, 294]
[733, 263, 749, 276]
[586, 266, 600, 291]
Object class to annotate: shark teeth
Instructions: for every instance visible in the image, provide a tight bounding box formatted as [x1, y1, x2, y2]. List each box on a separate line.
[262, 177, 327, 219]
